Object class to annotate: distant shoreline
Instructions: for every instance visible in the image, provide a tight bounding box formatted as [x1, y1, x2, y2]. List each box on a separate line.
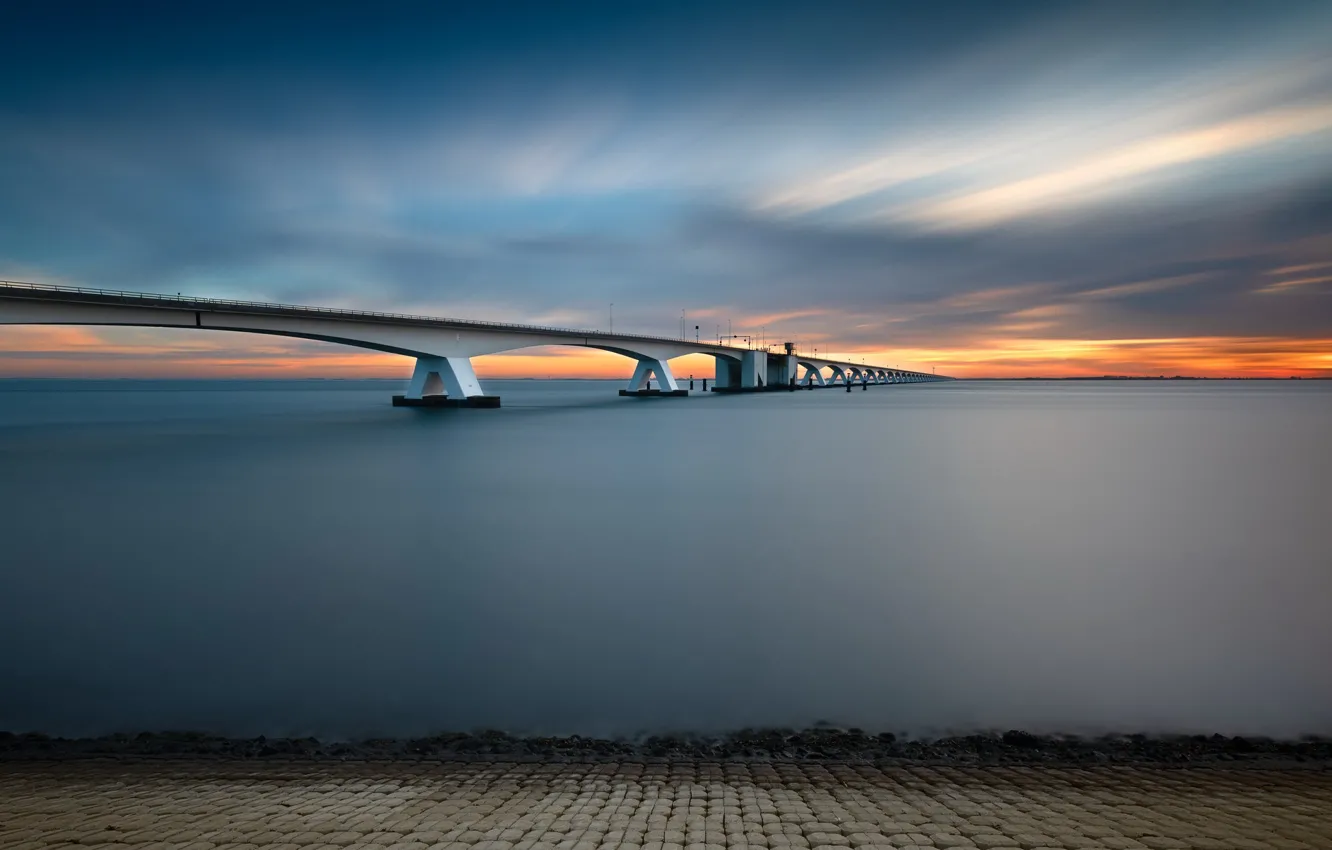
[967, 375, 1330, 380]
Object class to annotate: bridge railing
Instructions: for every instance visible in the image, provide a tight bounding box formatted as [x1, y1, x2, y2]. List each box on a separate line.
[0, 279, 755, 351]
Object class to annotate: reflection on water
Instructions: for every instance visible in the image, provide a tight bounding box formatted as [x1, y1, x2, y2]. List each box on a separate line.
[1, 379, 1329, 739]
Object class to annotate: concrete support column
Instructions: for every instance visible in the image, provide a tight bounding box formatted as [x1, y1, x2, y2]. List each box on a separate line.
[802, 364, 825, 386]
[713, 355, 741, 389]
[627, 357, 679, 392]
[405, 355, 485, 399]
[741, 350, 767, 388]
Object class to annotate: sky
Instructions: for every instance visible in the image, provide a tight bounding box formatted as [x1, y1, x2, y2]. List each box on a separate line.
[2, 0, 1331, 379]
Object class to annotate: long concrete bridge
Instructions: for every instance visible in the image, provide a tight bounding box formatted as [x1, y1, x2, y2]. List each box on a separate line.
[0, 281, 950, 406]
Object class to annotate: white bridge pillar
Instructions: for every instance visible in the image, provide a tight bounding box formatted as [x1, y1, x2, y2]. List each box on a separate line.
[741, 350, 767, 388]
[626, 357, 679, 392]
[714, 355, 740, 389]
[405, 355, 485, 399]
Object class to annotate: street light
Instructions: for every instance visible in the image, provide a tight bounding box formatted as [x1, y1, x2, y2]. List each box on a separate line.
[609, 303, 614, 334]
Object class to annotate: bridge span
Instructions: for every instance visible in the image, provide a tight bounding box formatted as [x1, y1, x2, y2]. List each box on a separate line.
[0, 281, 951, 406]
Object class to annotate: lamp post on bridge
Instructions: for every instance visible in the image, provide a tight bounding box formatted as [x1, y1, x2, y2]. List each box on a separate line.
[609, 303, 614, 334]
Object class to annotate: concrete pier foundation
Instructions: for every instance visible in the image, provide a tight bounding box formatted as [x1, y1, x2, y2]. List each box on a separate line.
[392, 395, 501, 408]
[619, 388, 689, 397]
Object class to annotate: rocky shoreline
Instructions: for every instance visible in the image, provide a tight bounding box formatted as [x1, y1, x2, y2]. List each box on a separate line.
[3, 727, 1330, 765]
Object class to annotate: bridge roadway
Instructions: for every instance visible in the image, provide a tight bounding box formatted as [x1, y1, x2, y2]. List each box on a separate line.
[0, 281, 950, 407]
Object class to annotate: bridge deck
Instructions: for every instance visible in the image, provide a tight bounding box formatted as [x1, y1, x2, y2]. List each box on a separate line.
[0, 281, 746, 356]
[0, 280, 947, 381]
[2, 758, 1329, 849]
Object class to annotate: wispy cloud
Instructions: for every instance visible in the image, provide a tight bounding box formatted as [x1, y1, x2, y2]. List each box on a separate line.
[1266, 260, 1332, 276]
[1078, 274, 1210, 300]
[936, 283, 1054, 312]
[754, 147, 983, 215]
[1256, 274, 1332, 294]
[899, 103, 1332, 229]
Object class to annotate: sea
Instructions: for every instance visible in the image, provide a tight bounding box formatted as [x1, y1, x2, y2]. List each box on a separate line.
[1, 378, 1329, 740]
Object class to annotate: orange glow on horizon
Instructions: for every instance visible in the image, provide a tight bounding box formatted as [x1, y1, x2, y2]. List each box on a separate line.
[0, 328, 1327, 380]
[862, 336, 1332, 379]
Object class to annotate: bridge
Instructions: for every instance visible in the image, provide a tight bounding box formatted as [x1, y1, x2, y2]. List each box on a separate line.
[0, 281, 951, 406]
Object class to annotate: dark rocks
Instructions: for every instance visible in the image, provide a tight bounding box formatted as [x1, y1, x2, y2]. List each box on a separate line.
[1002, 730, 1041, 748]
[1, 727, 1329, 766]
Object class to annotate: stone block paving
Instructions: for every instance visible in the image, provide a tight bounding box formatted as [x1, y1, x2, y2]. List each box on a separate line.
[1, 760, 1330, 850]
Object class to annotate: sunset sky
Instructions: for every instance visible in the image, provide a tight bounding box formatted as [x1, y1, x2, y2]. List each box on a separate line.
[2, 0, 1331, 379]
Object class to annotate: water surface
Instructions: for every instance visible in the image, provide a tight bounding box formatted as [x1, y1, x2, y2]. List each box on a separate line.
[1, 379, 1328, 739]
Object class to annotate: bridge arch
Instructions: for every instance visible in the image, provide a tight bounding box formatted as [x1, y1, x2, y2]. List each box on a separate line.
[796, 361, 826, 386]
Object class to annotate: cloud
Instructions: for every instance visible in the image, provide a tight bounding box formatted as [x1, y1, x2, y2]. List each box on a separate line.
[755, 147, 983, 215]
[751, 21, 1332, 221]
[1267, 260, 1332, 276]
[1256, 275, 1332, 294]
[899, 103, 1332, 229]
[1078, 274, 1210, 300]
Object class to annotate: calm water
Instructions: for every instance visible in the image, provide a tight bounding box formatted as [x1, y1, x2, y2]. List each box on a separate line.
[1, 379, 1329, 739]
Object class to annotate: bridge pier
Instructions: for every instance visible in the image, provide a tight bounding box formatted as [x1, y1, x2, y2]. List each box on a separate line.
[741, 350, 767, 388]
[619, 357, 687, 397]
[711, 350, 773, 393]
[711, 355, 740, 391]
[394, 355, 500, 407]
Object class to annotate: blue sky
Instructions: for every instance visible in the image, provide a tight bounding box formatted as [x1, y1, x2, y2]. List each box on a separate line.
[2, 0, 1331, 376]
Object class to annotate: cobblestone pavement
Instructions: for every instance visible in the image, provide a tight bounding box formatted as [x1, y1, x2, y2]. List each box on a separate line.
[2, 760, 1330, 850]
